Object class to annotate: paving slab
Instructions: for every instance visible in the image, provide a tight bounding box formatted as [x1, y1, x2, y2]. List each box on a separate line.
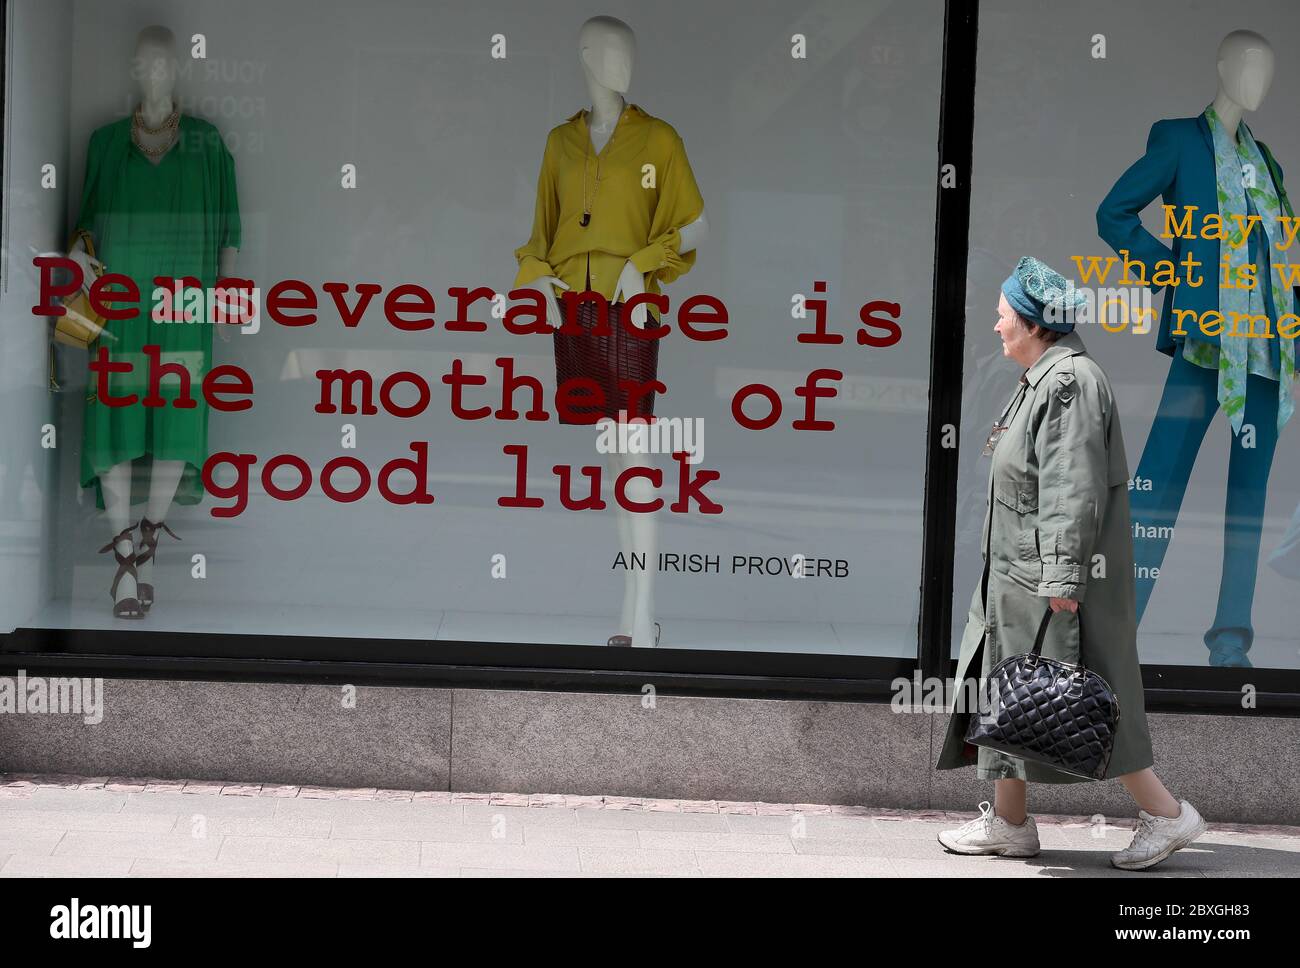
[219, 835, 420, 867]
[2, 853, 135, 877]
[1, 772, 1296, 878]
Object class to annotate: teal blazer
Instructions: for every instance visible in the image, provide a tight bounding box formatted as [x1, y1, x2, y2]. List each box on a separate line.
[1096, 115, 1294, 362]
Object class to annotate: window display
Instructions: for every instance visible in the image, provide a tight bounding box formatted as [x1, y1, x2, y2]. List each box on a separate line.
[70, 25, 242, 620]
[8, 0, 1289, 681]
[513, 15, 708, 647]
[1096, 32, 1293, 668]
[957, 0, 1300, 671]
[3, 0, 943, 660]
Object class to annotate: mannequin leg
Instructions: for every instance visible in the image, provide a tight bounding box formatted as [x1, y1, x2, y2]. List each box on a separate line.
[136, 459, 185, 603]
[621, 446, 659, 648]
[100, 461, 134, 537]
[601, 423, 637, 636]
[1130, 353, 1218, 623]
[608, 430, 659, 648]
[99, 460, 138, 607]
[615, 495, 637, 633]
[145, 459, 185, 522]
[1205, 372, 1281, 665]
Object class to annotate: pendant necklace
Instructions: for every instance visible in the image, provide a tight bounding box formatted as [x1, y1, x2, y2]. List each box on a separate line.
[580, 106, 622, 228]
[580, 128, 597, 227]
[580, 144, 593, 227]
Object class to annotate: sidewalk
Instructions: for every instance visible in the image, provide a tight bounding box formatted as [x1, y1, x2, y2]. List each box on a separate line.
[1, 773, 1297, 877]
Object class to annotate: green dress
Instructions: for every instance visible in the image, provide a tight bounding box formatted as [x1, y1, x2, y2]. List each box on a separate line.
[75, 115, 241, 507]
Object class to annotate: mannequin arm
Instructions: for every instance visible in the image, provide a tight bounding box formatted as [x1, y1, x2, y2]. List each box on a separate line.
[66, 235, 100, 293]
[629, 208, 708, 274]
[1096, 121, 1178, 289]
[618, 209, 709, 329]
[215, 246, 240, 339]
[676, 210, 708, 255]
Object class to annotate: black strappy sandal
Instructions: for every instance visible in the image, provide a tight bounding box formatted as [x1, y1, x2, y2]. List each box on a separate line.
[99, 525, 145, 620]
[136, 518, 179, 613]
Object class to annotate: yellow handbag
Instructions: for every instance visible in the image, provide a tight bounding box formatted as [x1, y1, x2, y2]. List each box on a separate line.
[53, 229, 113, 349]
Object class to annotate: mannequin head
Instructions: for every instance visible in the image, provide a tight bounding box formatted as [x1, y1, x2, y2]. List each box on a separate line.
[579, 16, 635, 93]
[132, 25, 179, 102]
[1216, 30, 1274, 112]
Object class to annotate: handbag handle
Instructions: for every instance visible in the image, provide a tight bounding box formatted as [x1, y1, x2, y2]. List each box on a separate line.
[68, 229, 104, 278]
[1030, 604, 1086, 667]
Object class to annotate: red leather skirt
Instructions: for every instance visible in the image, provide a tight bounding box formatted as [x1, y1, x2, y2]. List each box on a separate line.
[554, 300, 660, 424]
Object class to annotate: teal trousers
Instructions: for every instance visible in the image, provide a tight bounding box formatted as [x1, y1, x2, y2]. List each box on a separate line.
[1130, 350, 1280, 656]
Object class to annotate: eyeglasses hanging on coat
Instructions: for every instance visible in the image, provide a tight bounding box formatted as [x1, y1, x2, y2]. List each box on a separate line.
[983, 375, 1029, 457]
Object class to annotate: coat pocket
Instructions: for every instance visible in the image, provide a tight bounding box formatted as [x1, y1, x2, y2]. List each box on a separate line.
[994, 479, 1041, 587]
[1017, 526, 1042, 563]
[994, 479, 1038, 515]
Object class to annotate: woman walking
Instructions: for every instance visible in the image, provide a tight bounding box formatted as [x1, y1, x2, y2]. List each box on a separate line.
[935, 257, 1207, 871]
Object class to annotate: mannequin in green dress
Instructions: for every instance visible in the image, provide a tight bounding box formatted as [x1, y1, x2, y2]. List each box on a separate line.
[69, 26, 241, 618]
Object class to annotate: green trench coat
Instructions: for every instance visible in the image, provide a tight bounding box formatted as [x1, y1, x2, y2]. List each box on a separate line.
[936, 331, 1155, 783]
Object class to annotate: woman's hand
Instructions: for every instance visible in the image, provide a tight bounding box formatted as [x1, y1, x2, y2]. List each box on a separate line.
[1049, 596, 1079, 613]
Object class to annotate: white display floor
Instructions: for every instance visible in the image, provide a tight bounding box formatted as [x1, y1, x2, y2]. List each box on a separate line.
[21, 597, 915, 657]
[17, 597, 1296, 668]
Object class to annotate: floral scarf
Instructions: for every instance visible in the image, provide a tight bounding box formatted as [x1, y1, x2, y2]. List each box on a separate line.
[1201, 105, 1295, 434]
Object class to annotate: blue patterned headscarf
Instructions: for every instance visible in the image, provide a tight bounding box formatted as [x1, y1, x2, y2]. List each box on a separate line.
[1001, 256, 1085, 333]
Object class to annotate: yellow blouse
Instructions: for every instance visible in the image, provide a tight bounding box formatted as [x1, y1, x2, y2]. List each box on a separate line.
[513, 103, 705, 302]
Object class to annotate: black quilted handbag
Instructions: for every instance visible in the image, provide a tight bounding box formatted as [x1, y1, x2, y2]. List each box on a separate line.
[964, 606, 1119, 780]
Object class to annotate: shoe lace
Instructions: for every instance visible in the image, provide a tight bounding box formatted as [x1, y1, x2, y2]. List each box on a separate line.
[1128, 814, 1161, 850]
[958, 800, 996, 837]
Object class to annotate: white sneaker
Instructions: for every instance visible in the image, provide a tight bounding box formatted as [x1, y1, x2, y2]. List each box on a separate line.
[1111, 799, 1207, 871]
[938, 800, 1041, 857]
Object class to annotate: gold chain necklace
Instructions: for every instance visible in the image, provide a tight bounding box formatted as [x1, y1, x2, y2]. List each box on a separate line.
[132, 104, 180, 157]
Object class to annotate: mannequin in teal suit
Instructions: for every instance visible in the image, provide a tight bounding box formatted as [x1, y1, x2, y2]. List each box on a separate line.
[1096, 32, 1294, 667]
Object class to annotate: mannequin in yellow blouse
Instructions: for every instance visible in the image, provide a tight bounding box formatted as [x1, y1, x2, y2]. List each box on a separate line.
[515, 15, 708, 648]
